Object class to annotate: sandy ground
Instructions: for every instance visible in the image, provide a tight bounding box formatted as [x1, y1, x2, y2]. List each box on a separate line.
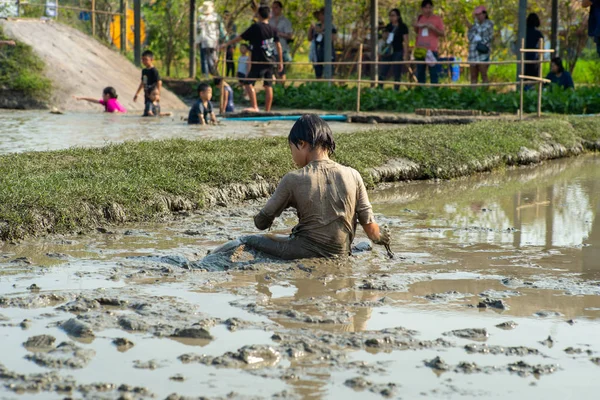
[0, 19, 187, 113]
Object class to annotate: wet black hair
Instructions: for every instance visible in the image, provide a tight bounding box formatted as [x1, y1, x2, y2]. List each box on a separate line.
[288, 114, 336, 154]
[258, 6, 270, 19]
[197, 82, 211, 93]
[141, 50, 154, 59]
[421, 0, 433, 8]
[272, 1, 283, 8]
[389, 8, 404, 26]
[527, 13, 540, 28]
[551, 57, 565, 73]
[213, 77, 223, 86]
[103, 86, 118, 99]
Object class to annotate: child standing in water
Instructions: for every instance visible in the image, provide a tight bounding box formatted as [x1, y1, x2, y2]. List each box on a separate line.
[133, 50, 162, 116]
[211, 114, 392, 260]
[188, 83, 217, 125]
[74, 87, 127, 113]
[213, 78, 235, 113]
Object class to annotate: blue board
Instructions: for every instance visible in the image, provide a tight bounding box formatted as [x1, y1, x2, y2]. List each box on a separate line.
[224, 115, 347, 122]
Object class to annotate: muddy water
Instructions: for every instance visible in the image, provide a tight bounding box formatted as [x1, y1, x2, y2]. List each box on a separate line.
[0, 110, 374, 154]
[1, 155, 599, 399]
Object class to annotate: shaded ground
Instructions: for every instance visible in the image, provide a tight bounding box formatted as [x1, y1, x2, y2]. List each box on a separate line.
[1, 155, 599, 399]
[0, 19, 186, 112]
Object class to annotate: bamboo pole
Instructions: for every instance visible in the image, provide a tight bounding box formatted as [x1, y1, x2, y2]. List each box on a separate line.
[519, 38, 525, 120]
[219, 52, 226, 115]
[356, 44, 363, 113]
[120, 0, 127, 53]
[91, 0, 96, 37]
[537, 38, 544, 118]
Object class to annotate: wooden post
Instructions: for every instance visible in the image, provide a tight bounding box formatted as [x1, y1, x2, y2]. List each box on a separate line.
[120, 0, 127, 53]
[356, 44, 363, 113]
[91, 0, 96, 37]
[219, 52, 226, 115]
[369, 0, 378, 86]
[134, 0, 141, 66]
[16, 0, 20, 17]
[323, 0, 333, 80]
[189, 0, 197, 78]
[551, 0, 559, 52]
[537, 38, 543, 118]
[519, 38, 524, 120]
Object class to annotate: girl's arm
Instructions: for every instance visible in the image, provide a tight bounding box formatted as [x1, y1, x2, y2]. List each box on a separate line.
[74, 96, 101, 104]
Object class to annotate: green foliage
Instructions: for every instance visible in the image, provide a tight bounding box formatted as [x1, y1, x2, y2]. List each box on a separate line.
[144, 0, 189, 76]
[0, 116, 599, 240]
[0, 27, 51, 100]
[265, 83, 600, 115]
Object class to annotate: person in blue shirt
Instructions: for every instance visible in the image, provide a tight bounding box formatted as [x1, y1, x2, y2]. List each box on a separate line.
[545, 57, 574, 90]
[584, 0, 600, 56]
[213, 78, 235, 113]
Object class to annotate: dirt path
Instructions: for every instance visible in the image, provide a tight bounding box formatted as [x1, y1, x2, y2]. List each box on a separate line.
[0, 19, 186, 112]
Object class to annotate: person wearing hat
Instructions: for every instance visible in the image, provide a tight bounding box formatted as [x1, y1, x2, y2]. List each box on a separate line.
[308, 7, 337, 79]
[466, 5, 494, 84]
[197, 1, 225, 77]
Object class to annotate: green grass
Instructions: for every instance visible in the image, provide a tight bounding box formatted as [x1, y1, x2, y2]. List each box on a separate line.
[1, 117, 599, 241]
[0, 27, 52, 103]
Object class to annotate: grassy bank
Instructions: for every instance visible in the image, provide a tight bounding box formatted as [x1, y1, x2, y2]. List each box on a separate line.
[0, 27, 51, 108]
[0, 117, 599, 241]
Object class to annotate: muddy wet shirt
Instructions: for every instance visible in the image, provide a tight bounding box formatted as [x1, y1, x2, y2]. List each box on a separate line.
[254, 159, 375, 257]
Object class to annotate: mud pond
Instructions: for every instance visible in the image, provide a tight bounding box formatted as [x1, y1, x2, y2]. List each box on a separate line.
[0, 110, 376, 154]
[1, 138, 600, 398]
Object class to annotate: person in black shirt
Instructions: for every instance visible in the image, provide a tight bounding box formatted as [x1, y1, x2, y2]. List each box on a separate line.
[545, 57, 574, 90]
[378, 8, 409, 90]
[220, 6, 283, 112]
[188, 83, 217, 125]
[524, 13, 544, 83]
[308, 8, 337, 79]
[133, 50, 163, 116]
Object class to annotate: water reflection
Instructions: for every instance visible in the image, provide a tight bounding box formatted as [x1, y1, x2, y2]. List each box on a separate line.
[0, 110, 375, 154]
[372, 155, 600, 275]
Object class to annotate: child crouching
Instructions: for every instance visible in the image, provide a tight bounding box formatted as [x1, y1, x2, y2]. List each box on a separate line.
[188, 83, 217, 125]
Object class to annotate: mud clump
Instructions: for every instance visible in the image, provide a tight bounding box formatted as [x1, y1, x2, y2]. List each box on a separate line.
[465, 344, 541, 357]
[61, 318, 95, 338]
[424, 356, 450, 371]
[496, 321, 518, 330]
[534, 310, 563, 318]
[23, 334, 56, 350]
[564, 347, 592, 355]
[591, 358, 600, 366]
[344, 377, 398, 398]
[477, 298, 509, 310]
[25, 341, 95, 369]
[443, 328, 489, 342]
[179, 345, 281, 368]
[539, 336, 554, 348]
[507, 361, 558, 377]
[172, 327, 213, 340]
[27, 283, 41, 291]
[112, 338, 134, 351]
[133, 360, 164, 370]
[118, 316, 149, 332]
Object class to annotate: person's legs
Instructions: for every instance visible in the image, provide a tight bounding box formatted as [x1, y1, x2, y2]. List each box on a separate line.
[314, 64, 323, 79]
[430, 52, 439, 84]
[244, 84, 258, 111]
[480, 64, 489, 84]
[242, 235, 320, 260]
[470, 63, 479, 84]
[200, 47, 207, 75]
[378, 54, 392, 87]
[416, 63, 426, 84]
[392, 51, 404, 90]
[263, 68, 274, 111]
[226, 60, 235, 77]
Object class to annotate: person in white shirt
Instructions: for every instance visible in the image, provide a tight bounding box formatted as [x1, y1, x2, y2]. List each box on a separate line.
[269, 1, 293, 81]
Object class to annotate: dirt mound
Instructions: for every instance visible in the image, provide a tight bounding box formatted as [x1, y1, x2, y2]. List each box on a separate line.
[0, 19, 186, 112]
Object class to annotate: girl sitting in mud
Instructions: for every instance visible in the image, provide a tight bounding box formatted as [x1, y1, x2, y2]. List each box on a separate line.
[211, 114, 392, 260]
[74, 87, 126, 113]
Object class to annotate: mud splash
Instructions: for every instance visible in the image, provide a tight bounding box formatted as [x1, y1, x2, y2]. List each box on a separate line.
[0, 155, 599, 399]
